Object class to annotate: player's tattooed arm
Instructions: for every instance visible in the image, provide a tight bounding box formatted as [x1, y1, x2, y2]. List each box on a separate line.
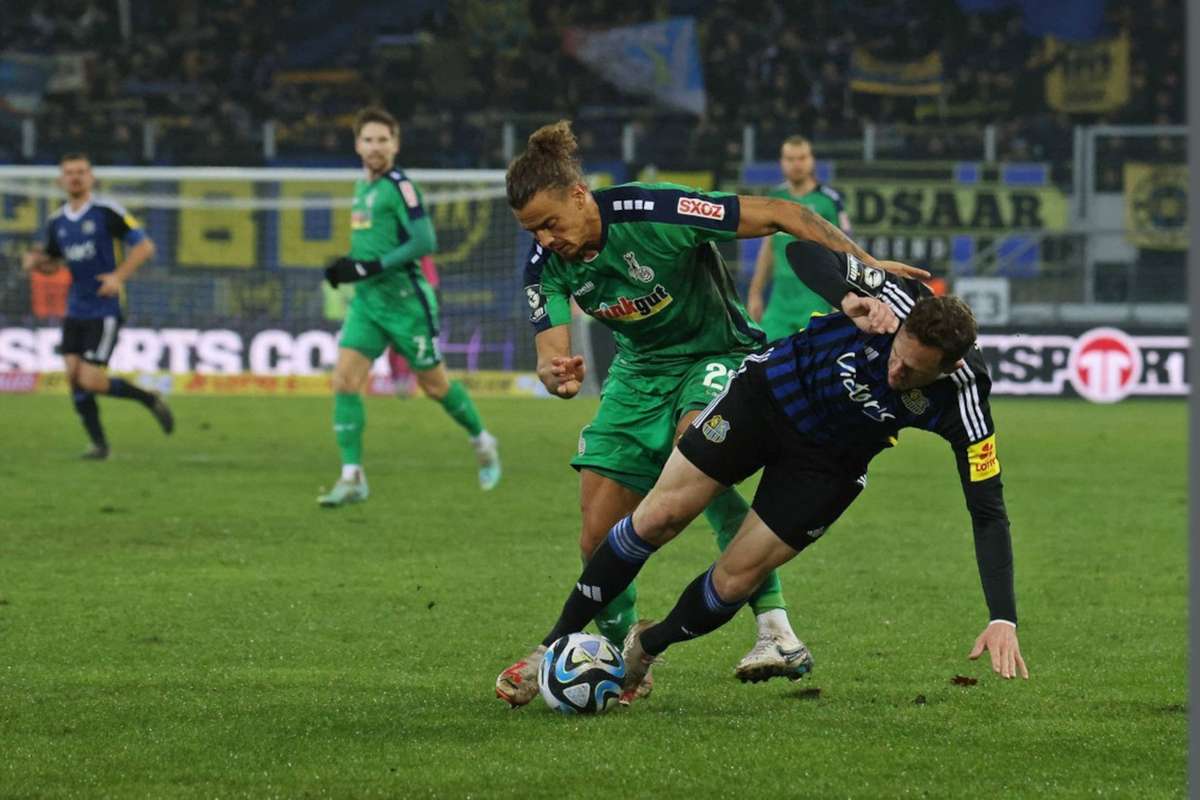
[740, 196, 930, 281]
[534, 325, 586, 399]
[737, 195, 877, 266]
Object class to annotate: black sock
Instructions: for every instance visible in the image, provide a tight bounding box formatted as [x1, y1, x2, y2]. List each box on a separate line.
[73, 390, 106, 448]
[541, 515, 657, 647]
[107, 377, 154, 406]
[641, 565, 746, 656]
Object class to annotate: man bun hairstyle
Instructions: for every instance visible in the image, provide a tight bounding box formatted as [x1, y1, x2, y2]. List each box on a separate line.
[904, 295, 978, 367]
[506, 119, 585, 210]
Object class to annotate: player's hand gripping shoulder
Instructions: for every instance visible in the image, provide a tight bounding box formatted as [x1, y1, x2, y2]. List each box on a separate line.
[544, 355, 586, 398]
[969, 620, 1029, 680]
[841, 293, 898, 334]
[325, 256, 383, 288]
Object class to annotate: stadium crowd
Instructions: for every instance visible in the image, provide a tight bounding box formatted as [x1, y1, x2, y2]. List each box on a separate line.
[0, 0, 1185, 170]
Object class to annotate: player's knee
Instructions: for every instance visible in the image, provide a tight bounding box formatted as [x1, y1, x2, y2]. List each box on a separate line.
[578, 525, 608, 559]
[711, 561, 758, 603]
[331, 369, 360, 394]
[76, 370, 105, 393]
[416, 371, 449, 400]
[632, 491, 693, 546]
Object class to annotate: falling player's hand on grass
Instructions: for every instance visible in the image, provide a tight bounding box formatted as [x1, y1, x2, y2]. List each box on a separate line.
[969, 621, 1029, 680]
[841, 294, 898, 335]
[548, 355, 586, 398]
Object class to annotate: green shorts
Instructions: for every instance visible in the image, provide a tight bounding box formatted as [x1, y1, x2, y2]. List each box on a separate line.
[572, 353, 751, 494]
[339, 290, 441, 370]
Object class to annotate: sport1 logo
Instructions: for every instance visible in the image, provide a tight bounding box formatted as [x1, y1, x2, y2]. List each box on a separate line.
[1067, 327, 1143, 404]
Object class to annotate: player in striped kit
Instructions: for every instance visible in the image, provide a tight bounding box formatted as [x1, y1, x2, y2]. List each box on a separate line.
[522, 239, 1027, 704]
[21, 153, 173, 459]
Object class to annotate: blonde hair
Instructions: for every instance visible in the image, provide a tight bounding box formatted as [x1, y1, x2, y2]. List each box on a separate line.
[781, 135, 812, 152]
[506, 120, 585, 209]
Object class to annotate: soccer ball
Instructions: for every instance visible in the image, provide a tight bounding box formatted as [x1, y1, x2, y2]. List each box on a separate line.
[538, 633, 625, 714]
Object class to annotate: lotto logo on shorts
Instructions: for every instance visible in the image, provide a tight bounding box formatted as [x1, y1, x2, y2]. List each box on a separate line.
[701, 414, 730, 443]
[676, 197, 726, 221]
[967, 435, 1000, 482]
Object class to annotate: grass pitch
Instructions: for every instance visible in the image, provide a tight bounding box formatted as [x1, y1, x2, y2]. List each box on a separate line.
[0, 394, 1186, 798]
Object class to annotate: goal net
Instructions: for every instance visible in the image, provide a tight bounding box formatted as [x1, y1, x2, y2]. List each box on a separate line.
[0, 166, 535, 383]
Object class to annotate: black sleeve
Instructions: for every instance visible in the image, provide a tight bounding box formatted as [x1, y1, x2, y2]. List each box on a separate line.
[784, 240, 928, 318]
[932, 350, 1017, 624]
[44, 220, 62, 258]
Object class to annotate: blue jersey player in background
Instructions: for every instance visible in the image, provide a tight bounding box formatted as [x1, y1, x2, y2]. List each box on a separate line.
[22, 153, 173, 459]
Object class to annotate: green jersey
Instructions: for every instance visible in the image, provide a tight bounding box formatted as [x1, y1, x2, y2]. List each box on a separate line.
[762, 183, 846, 338]
[347, 167, 431, 315]
[524, 183, 765, 385]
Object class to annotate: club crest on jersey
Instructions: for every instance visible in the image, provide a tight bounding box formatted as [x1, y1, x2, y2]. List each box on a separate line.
[901, 389, 930, 415]
[676, 196, 726, 220]
[592, 284, 672, 322]
[81, 220, 95, 235]
[351, 210, 371, 230]
[623, 251, 655, 282]
[701, 414, 730, 443]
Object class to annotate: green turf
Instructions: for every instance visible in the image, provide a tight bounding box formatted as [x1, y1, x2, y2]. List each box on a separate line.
[0, 394, 1186, 798]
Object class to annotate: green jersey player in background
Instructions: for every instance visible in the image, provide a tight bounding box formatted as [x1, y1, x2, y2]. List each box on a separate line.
[746, 135, 853, 340]
[318, 107, 500, 506]
[495, 121, 926, 706]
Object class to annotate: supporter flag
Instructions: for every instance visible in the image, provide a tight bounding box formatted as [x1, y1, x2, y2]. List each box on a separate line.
[563, 17, 706, 115]
[849, 50, 943, 96]
[1045, 32, 1130, 113]
[1124, 163, 1188, 251]
[0, 53, 54, 114]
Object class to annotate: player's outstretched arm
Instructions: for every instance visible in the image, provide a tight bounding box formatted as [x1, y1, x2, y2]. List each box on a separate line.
[969, 620, 1029, 679]
[737, 195, 901, 271]
[534, 326, 585, 398]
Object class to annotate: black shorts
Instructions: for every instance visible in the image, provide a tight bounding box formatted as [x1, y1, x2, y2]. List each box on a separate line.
[677, 353, 870, 551]
[61, 316, 122, 366]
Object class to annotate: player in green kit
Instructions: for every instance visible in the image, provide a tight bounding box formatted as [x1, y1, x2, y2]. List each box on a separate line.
[317, 107, 500, 506]
[747, 135, 853, 340]
[494, 121, 926, 706]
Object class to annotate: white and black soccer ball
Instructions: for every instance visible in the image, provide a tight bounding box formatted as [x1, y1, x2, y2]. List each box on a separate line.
[538, 633, 625, 714]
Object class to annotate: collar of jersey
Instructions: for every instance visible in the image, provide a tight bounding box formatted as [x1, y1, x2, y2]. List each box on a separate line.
[62, 199, 94, 222]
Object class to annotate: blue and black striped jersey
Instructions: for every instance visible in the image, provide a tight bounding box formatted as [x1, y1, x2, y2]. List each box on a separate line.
[775, 241, 1014, 623]
[764, 270, 997, 470]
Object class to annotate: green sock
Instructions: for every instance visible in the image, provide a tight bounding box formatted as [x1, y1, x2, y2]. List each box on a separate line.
[703, 488, 787, 615]
[333, 392, 365, 466]
[594, 581, 638, 646]
[439, 380, 484, 437]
